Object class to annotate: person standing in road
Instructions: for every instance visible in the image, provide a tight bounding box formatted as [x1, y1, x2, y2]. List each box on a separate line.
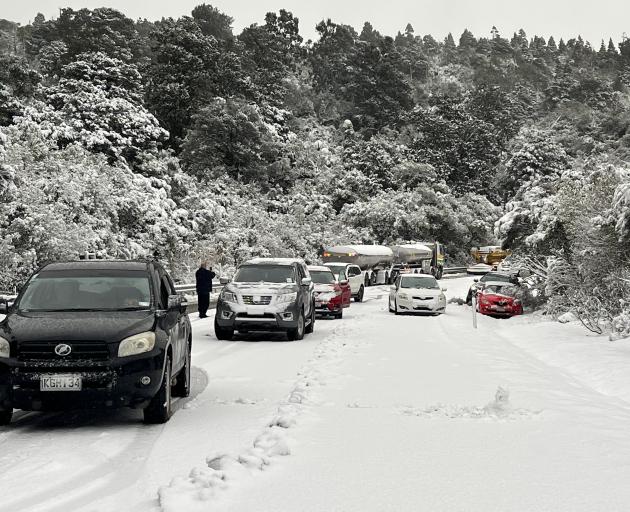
[195, 261, 216, 318]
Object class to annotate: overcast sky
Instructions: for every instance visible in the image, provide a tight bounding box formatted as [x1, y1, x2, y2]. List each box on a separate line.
[4, 0, 630, 46]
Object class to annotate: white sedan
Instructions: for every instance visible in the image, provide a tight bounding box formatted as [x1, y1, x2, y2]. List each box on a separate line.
[388, 274, 446, 315]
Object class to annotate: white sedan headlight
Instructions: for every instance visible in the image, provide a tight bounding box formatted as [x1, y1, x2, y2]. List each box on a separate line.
[220, 290, 238, 304]
[277, 292, 298, 304]
[398, 293, 409, 300]
[0, 336, 10, 358]
[118, 331, 156, 357]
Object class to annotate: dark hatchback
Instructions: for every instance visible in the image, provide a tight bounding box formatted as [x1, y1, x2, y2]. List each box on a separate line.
[0, 260, 191, 424]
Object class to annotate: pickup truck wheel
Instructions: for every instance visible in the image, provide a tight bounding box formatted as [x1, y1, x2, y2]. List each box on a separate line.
[335, 309, 343, 319]
[214, 316, 234, 341]
[143, 356, 172, 424]
[354, 286, 364, 303]
[286, 310, 305, 341]
[305, 304, 315, 334]
[436, 268, 444, 280]
[172, 340, 191, 398]
[0, 408, 12, 425]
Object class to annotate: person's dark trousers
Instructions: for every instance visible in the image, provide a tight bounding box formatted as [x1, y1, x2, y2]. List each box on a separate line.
[198, 292, 210, 318]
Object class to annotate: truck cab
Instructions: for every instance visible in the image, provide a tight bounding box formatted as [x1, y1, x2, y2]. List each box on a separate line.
[324, 263, 365, 302]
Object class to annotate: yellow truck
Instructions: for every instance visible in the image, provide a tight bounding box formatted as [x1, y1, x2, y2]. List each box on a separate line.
[470, 246, 511, 267]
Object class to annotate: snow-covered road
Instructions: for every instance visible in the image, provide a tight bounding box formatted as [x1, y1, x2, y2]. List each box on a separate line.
[2, 275, 630, 511]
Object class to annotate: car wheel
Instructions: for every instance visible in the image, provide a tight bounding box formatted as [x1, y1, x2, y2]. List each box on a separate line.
[355, 286, 364, 303]
[389, 298, 395, 312]
[465, 291, 472, 305]
[172, 340, 191, 398]
[214, 316, 234, 341]
[394, 299, 400, 315]
[436, 268, 443, 280]
[336, 309, 343, 319]
[144, 356, 172, 424]
[0, 408, 12, 425]
[305, 304, 315, 334]
[287, 309, 305, 341]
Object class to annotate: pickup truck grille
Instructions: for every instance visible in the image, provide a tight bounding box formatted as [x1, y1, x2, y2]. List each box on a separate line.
[242, 295, 272, 305]
[17, 341, 110, 361]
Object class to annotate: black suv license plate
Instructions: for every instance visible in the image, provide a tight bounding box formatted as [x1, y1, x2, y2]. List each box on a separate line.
[40, 374, 82, 391]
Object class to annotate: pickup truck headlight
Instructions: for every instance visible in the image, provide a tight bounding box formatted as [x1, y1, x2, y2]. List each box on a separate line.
[220, 290, 238, 304]
[118, 331, 156, 357]
[276, 292, 298, 304]
[318, 292, 336, 301]
[0, 336, 9, 358]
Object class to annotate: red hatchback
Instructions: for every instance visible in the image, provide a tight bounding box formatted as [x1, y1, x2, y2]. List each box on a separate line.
[476, 282, 523, 318]
[308, 266, 351, 319]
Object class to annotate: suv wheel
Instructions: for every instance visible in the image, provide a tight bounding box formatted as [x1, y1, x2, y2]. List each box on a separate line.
[287, 310, 305, 341]
[172, 340, 191, 398]
[214, 316, 234, 341]
[144, 356, 172, 424]
[0, 408, 12, 425]
[305, 304, 315, 334]
[354, 286, 364, 303]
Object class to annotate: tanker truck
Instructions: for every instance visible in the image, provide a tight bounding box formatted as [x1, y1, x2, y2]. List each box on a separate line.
[322, 245, 394, 289]
[389, 241, 446, 282]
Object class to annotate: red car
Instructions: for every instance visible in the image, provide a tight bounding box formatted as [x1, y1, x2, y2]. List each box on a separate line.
[308, 266, 351, 319]
[476, 282, 523, 318]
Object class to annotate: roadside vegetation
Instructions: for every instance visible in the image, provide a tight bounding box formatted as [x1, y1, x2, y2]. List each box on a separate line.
[0, 7, 628, 336]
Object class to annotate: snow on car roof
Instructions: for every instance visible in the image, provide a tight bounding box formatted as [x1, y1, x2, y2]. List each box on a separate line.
[483, 281, 516, 287]
[246, 258, 304, 266]
[42, 260, 149, 271]
[308, 265, 334, 272]
[325, 245, 393, 257]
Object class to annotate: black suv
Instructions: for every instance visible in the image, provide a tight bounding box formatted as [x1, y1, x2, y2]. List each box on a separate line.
[0, 260, 191, 424]
[215, 258, 315, 341]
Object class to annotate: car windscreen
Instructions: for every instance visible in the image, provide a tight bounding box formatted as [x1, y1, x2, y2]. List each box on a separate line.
[484, 284, 517, 296]
[233, 265, 296, 284]
[310, 271, 335, 284]
[18, 269, 152, 312]
[400, 276, 439, 289]
[481, 273, 511, 283]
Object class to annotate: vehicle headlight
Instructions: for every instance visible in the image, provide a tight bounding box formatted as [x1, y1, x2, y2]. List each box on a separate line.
[277, 292, 298, 304]
[398, 293, 409, 300]
[319, 292, 336, 301]
[221, 290, 238, 304]
[0, 336, 10, 358]
[118, 331, 156, 357]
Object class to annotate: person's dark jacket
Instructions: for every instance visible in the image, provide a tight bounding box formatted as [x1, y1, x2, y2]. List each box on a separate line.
[195, 268, 216, 294]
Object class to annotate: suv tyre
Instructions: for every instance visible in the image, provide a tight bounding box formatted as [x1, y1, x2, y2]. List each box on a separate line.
[287, 309, 305, 341]
[214, 316, 234, 341]
[0, 409, 12, 425]
[173, 340, 191, 398]
[144, 356, 172, 424]
[305, 303, 315, 334]
[354, 285, 364, 303]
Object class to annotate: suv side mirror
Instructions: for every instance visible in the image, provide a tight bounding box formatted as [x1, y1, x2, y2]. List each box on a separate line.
[167, 294, 183, 311]
[219, 277, 230, 285]
[301, 277, 312, 286]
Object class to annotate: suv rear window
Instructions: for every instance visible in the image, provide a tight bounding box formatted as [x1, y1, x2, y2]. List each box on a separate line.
[310, 270, 335, 284]
[18, 270, 152, 312]
[234, 265, 296, 284]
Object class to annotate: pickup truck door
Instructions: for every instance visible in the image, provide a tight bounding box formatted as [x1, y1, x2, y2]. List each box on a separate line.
[347, 265, 363, 295]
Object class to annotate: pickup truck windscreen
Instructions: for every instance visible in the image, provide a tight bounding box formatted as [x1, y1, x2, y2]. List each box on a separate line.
[17, 270, 152, 312]
[233, 265, 296, 284]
